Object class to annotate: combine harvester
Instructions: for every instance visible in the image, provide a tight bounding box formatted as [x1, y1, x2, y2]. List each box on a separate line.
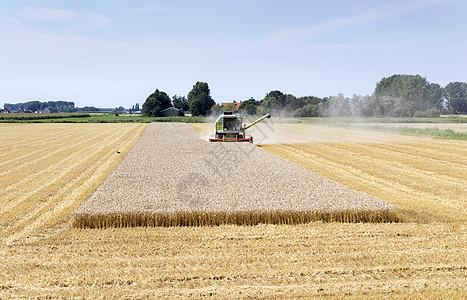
[209, 112, 271, 143]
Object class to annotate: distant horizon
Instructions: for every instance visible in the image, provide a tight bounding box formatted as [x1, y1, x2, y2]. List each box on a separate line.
[1, 0, 466, 109]
[1, 72, 463, 110]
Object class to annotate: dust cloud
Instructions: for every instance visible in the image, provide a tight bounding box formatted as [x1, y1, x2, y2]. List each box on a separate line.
[245, 118, 416, 145]
[198, 113, 421, 145]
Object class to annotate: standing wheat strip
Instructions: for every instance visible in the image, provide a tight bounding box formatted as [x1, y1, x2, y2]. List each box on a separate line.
[73, 123, 398, 228]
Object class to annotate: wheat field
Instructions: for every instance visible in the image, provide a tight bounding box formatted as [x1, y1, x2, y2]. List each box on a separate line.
[1, 222, 464, 299]
[73, 123, 397, 228]
[0, 122, 465, 298]
[0, 123, 147, 244]
[193, 122, 466, 223]
[257, 128, 466, 224]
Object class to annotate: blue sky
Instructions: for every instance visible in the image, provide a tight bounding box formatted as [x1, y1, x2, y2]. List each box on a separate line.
[1, 0, 466, 108]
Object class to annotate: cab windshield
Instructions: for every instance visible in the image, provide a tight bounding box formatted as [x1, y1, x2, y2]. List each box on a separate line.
[223, 117, 242, 131]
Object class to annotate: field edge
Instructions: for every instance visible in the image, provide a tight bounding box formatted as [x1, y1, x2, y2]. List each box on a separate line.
[72, 208, 400, 228]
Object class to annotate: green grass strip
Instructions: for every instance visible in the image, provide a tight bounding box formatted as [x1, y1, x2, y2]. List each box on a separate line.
[352, 124, 467, 141]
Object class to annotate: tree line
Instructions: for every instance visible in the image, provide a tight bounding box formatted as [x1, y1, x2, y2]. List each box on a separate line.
[4, 101, 76, 113]
[4, 75, 464, 117]
[142, 82, 214, 117]
[1, 101, 114, 114]
[143, 75, 466, 117]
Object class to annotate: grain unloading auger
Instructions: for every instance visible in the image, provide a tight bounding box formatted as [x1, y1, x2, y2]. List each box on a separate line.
[209, 112, 271, 143]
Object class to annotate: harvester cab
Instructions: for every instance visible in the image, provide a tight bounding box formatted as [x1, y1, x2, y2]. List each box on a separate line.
[209, 112, 271, 143]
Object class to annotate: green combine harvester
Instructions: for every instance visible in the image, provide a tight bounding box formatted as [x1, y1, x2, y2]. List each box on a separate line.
[209, 112, 271, 143]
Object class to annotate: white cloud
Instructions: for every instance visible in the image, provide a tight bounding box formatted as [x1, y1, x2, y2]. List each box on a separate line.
[18, 6, 112, 31]
[19, 6, 78, 22]
[79, 14, 112, 31]
[266, 0, 452, 44]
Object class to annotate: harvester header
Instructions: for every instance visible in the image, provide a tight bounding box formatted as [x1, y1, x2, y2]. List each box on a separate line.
[209, 112, 271, 143]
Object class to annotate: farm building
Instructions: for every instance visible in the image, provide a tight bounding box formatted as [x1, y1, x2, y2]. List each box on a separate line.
[159, 107, 184, 117]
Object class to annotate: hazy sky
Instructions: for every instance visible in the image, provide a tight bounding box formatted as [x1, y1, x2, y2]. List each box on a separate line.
[1, 0, 466, 108]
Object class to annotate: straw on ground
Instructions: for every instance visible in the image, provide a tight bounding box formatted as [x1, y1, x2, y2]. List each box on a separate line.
[0, 123, 147, 244]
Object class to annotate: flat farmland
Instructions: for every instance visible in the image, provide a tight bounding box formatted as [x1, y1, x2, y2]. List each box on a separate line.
[73, 123, 396, 228]
[255, 125, 466, 223]
[193, 122, 466, 223]
[0, 122, 465, 298]
[0, 123, 147, 244]
[2, 222, 464, 299]
[355, 122, 467, 133]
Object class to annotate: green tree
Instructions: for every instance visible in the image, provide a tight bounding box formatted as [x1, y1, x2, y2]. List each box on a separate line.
[238, 98, 260, 115]
[244, 103, 258, 115]
[79, 106, 99, 112]
[428, 83, 444, 110]
[262, 91, 312, 115]
[324, 93, 351, 117]
[190, 92, 214, 116]
[291, 96, 323, 117]
[262, 90, 287, 112]
[172, 94, 189, 111]
[374, 74, 443, 117]
[221, 103, 238, 112]
[187, 82, 215, 116]
[25, 101, 41, 112]
[445, 82, 467, 114]
[291, 104, 320, 117]
[285, 95, 306, 111]
[142, 89, 172, 117]
[61, 106, 77, 113]
[210, 104, 223, 115]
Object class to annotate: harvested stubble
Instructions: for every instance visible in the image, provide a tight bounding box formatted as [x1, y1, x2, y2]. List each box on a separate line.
[0, 123, 147, 243]
[256, 126, 467, 223]
[73, 123, 398, 228]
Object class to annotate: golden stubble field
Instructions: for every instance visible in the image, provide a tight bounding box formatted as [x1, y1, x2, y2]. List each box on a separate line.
[0, 123, 148, 244]
[0, 122, 466, 299]
[256, 124, 467, 224]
